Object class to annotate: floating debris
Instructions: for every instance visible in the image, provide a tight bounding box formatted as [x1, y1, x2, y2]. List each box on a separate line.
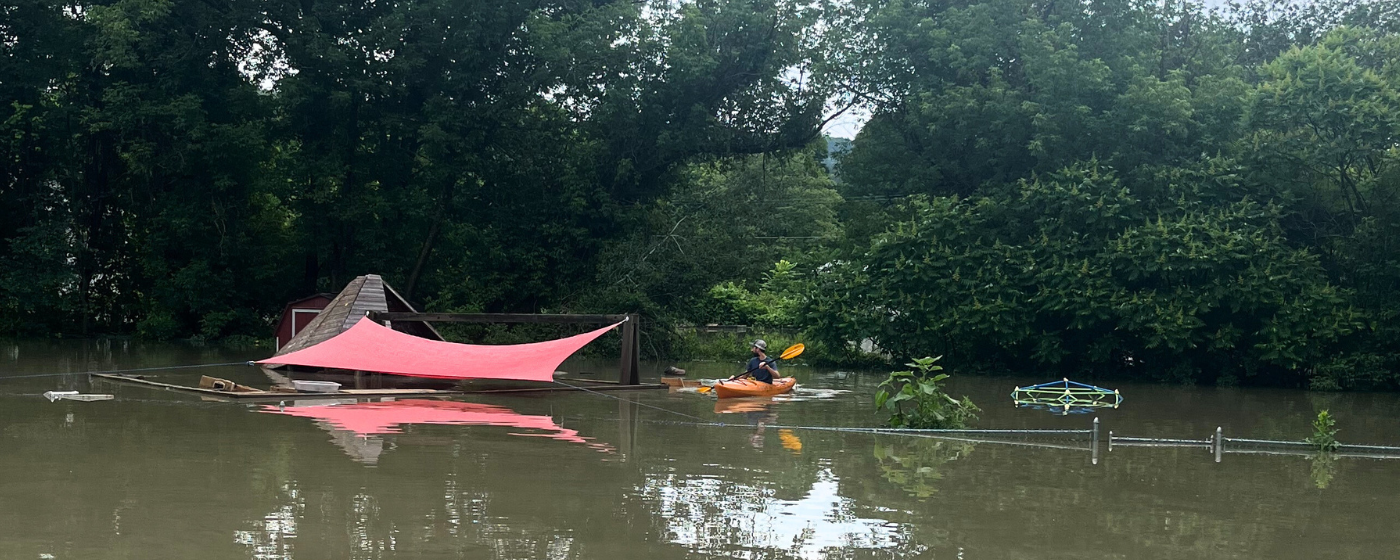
[1011, 379, 1121, 415]
[290, 380, 341, 393]
[43, 391, 114, 402]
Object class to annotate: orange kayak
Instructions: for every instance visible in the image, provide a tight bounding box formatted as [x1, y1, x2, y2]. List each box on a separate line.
[712, 377, 796, 399]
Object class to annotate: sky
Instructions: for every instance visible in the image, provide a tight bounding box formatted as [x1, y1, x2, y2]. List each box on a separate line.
[822, 105, 870, 140]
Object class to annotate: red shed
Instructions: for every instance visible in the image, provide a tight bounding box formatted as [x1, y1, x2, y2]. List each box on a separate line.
[274, 293, 334, 350]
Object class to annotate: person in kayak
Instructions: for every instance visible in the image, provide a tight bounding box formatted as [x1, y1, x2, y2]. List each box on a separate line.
[745, 340, 780, 384]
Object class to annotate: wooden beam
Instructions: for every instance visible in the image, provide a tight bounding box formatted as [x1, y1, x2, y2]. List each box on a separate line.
[369, 312, 626, 324]
[91, 373, 462, 400]
[677, 324, 752, 333]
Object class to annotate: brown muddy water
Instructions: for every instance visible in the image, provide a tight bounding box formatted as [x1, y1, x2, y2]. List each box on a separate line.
[3, 338, 1399, 559]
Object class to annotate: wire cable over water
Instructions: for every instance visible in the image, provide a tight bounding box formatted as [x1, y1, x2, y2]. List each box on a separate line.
[0, 361, 255, 381]
[551, 379, 711, 423]
[639, 418, 1091, 437]
[552, 379, 1095, 439]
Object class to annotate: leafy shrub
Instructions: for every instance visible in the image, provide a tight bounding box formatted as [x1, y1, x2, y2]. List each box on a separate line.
[704, 260, 805, 329]
[136, 309, 181, 341]
[670, 330, 804, 362]
[1306, 410, 1341, 452]
[875, 356, 980, 429]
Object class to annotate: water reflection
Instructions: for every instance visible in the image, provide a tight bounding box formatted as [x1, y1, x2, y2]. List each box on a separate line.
[713, 397, 777, 416]
[713, 398, 784, 450]
[259, 399, 614, 463]
[233, 482, 301, 559]
[7, 343, 1400, 559]
[644, 468, 913, 558]
[1308, 452, 1337, 489]
[873, 438, 976, 499]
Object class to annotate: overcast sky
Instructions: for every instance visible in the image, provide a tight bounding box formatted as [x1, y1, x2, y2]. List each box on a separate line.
[823, 105, 869, 140]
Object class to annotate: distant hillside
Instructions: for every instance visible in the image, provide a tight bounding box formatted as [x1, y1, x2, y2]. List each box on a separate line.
[823, 136, 853, 176]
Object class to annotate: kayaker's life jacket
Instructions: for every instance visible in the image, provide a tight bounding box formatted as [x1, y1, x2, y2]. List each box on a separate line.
[747, 357, 776, 383]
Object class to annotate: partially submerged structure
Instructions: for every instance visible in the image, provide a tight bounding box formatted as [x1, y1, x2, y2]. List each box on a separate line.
[272, 293, 333, 350]
[1011, 379, 1122, 415]
[274, 274, 442, 356]
[262, 272, 647, 389]
[97, 273, 655, 399]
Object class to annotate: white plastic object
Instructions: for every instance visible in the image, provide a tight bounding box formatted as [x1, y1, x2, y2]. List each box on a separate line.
[291, 380, 341, 393]
[43, 391, 113, 402]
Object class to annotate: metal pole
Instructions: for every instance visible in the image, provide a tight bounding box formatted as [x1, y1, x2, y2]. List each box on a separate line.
[1091, 417, 1100, 465]
[1107, 430, 1114, 452]
[1214, 427, 1223, 463]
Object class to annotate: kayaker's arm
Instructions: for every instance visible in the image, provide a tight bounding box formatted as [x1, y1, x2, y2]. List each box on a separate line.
[739, 358, 777, 378]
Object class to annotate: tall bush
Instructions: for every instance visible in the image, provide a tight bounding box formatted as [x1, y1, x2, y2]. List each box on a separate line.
[812, 165, 1365, 385]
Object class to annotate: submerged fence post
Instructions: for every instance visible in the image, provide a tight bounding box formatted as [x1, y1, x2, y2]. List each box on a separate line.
[1214, 427, 1223, 463]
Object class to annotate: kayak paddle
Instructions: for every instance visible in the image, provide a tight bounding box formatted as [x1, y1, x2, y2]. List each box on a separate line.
[697, 343, 805, 394]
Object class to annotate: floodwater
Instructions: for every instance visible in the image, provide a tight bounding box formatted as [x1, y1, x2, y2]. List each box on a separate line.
[3, 339, 1400, 559]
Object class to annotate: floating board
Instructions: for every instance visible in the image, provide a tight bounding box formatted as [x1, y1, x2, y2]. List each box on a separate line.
[92, 373, 462, 400]
[92, 373, 662, 400]
[43, 391, 114, 402]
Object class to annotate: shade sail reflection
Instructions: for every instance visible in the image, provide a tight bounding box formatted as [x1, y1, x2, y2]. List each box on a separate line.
[260, 399, 613, 452]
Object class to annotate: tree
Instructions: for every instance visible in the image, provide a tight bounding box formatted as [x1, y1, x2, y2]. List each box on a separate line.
[808, 164, 1364, 385]
[836, 0, 1246, 201]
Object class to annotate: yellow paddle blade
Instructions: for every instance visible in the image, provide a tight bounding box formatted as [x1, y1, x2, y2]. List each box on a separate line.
[779, 343, 805, 360]
[696, 385, 713, 393]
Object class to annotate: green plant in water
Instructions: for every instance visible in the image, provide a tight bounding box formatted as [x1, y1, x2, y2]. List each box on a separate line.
[875, 356, 980, 429]
[1306, 410, 1341, 452]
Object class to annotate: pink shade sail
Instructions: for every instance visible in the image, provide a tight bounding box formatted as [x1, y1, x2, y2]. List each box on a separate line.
[260, 399, 612, 451]
[257, 316, 621, 382]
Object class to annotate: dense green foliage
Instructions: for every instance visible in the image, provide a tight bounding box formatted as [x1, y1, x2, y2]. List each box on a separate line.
[0, 0, 842, 341]
[810, 164, 1366, 385]
[809, 0, 1400, 389]
[4, 0, 1400, 389]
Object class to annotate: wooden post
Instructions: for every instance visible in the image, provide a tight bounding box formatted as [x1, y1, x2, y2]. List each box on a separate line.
[619, 314, 640, 385]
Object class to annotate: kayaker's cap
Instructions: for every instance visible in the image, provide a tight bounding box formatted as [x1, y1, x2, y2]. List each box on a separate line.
[751, 340, 767, 351]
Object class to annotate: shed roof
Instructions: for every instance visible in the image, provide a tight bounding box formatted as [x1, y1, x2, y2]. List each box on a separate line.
[273, 274, 443, 357]
[284, 293, 335, 307]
